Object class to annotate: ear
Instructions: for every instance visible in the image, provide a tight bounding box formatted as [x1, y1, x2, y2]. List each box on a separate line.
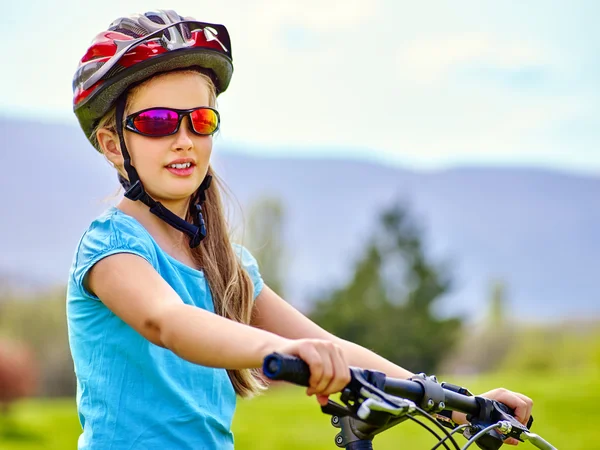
[97, 128, 124, 169]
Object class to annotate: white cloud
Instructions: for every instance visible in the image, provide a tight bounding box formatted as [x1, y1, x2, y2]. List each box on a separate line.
[395, 34, 552, 85]
[246, 0, 380, 31]
[2, 0, 598, 172]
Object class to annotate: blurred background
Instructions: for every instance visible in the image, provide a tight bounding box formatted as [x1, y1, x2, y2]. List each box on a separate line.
[1, 0, 599, 448]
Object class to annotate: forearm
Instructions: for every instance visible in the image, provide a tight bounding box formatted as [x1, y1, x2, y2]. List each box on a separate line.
[252, 287, 414, 378]
[337, 338, 467, 423]
[158, 303, 288, 369]
[334, 338, 414, 379]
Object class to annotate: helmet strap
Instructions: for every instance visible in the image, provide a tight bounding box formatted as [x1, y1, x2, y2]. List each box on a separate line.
[114, 95, 210, 248]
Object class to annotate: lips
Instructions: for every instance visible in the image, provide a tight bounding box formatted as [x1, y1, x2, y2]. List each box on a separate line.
[167, 162, 193, 169]
[165, 158, 196, 169]
[164, 158, 196, 177]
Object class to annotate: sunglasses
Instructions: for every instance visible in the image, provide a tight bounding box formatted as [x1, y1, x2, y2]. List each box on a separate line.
[125, 106, 220, 137]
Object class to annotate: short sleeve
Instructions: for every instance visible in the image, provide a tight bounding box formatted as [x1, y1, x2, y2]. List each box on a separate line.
[231, 244, 264, 300]
[72, 211, 157, 299]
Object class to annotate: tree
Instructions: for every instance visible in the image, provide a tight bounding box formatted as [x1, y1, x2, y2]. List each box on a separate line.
[0, 339, 38, 415]
[0, 289, 75, 397]
[488, 280, 507, 329]
[245, 196, 287, 297]
[440, 279, 514, 375]
[310, 202, 462, 373]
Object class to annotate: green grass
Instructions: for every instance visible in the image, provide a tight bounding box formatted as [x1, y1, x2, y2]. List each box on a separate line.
[1, 370, 598, 449]
[0, 398, 82, 450]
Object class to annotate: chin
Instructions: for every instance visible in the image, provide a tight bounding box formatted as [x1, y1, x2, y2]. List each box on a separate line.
[168, 188, 199, 200]
[171, 179, 202, 194]
[145, 186, 196, 203]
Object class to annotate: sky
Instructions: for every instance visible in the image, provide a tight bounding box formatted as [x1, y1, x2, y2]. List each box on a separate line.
[2, 0, 599, 172]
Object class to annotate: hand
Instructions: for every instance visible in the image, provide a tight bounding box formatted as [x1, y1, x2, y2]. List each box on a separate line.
[452, 388, 533, 446]
[276, 339, 351, 406]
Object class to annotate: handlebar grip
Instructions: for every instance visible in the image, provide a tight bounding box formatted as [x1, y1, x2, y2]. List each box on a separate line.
[262, 353, 311, 386]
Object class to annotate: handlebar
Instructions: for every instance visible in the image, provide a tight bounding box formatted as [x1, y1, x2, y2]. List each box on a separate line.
[264, 352, 479, 416]
[263, 353, 556, 450]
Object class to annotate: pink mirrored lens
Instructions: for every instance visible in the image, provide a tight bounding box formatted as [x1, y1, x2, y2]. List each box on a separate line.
[133, 109, 179, 135]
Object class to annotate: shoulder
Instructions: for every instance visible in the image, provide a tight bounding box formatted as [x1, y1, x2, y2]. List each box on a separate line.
[77, 208, 153, 255]
[71, 208, 158, 288]
[231, 243, 258, 267]
[231, 243, 264, 300]
[87, 207, 150, 240]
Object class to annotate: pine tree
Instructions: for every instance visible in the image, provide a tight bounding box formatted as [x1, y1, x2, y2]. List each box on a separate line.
[310, 202, 462, 373]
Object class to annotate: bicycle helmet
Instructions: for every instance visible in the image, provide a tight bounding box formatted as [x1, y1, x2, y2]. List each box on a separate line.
[72, 10, 233, 247]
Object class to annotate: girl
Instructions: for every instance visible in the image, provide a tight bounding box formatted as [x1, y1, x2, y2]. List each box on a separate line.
[67, 9, 533, 449]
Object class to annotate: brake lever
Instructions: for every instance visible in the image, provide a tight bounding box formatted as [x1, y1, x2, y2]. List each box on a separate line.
[465, 397, 534, 449]
[495, 401, 534, 431]
[353, 370, 415, 420]
[319, 368, 415, 426]
[321, 399, 352, 418]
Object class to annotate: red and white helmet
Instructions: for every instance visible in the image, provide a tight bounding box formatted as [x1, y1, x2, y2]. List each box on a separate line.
[72, 10, 231, 247]
[72, 9, 233, 146]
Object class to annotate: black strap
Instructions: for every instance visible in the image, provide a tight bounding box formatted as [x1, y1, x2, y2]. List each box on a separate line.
[114, 95, 210, 248]
[115, 96, 141, 190]
[189, 175, 212, 246]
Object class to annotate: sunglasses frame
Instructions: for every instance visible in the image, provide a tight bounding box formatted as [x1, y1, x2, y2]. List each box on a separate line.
[124, 106, 221, 137]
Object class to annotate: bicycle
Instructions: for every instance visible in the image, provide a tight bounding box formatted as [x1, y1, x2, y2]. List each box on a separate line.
[262, 353, 557, 450]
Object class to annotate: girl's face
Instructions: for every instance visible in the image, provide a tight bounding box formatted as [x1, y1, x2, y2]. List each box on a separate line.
[123, 72, 214, 208]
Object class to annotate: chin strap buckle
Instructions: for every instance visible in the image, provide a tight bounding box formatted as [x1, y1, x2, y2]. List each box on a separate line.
[189, 205, 208, 249]
[194, 204, 207, 236]
[124, 180, 145, 201]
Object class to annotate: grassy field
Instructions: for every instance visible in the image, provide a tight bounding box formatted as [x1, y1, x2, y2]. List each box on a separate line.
[1, 370, 598, 449]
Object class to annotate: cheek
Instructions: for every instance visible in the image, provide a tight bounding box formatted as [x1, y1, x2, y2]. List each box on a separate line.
[123, 134, 141, 163]
[125, 137, 164, 175]
[200, 138, 213, 159]
[193, 138, 213, 168]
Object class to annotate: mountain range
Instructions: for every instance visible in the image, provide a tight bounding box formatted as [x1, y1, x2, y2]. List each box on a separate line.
[1, 117, 598, 321]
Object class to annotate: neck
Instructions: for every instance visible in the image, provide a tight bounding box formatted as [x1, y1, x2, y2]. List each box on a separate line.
[158, 196, 190, 219]
[117, 196, 192, 248]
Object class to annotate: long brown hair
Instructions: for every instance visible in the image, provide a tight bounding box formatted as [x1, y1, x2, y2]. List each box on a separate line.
[187, 167, 266, 397]
[93, 69, 266, 397]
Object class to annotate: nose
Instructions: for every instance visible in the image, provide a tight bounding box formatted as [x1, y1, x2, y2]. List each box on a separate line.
[172, 116, 194, 151]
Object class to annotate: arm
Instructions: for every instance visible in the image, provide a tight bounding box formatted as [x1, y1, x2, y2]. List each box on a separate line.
[252, 285, 533, 432]
[87, 253, 351, 400]
[88, 253, 288, 369]
[252, 285, 413, 379]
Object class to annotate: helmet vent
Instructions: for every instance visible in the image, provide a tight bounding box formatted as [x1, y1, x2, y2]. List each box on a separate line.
[112, 28, 139, 39]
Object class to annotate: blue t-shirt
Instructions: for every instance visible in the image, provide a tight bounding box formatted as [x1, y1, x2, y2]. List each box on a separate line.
[66, 207, 264, 449]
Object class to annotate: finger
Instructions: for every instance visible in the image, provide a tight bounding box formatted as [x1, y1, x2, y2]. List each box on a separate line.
[322, 344, 350, 396]
[514, 393, 533, 426]
[299, 344, 323, 396]
[316, 394, 329, 406]
[511, 396, 529, 426]
[494, 389, 528, 425]
[312, 343, 335, 395]
[504, 437, 519, 446]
